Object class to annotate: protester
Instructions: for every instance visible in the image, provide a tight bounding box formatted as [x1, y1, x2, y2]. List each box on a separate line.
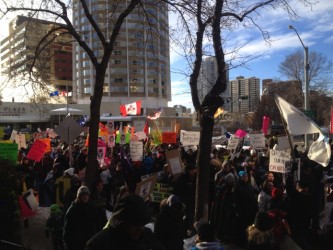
[258, 180, 274, 212]
[45, 204, 64, 250]
[63, 186, 97, 250]
[85, 194, 166, 250]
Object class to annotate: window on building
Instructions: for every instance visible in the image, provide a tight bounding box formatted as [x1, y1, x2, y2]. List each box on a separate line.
[114, 59, 121, 64]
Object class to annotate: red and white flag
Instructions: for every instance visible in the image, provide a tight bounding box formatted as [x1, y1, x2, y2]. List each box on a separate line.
[120, 101, 141, 117]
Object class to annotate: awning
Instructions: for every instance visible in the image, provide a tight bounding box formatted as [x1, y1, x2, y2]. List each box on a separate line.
[0, 116, 50, 123]
[50, 107, 83, 115]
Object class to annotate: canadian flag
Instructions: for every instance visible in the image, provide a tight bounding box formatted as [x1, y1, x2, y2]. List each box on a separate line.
[120, 101, 141, 117]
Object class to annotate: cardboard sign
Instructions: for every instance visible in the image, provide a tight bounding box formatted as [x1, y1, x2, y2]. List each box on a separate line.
[0, 143, 18, 163]
[269, 149, 291, 173]
[15, 134, 27, 149]
[130, 141, 143, 161]
[38, 138, 51, 153]
[180, 130, 200, 146]
[162, 132, 177, 144]
[227, 136, 240, 150]
[107, 134, 115, 148]
[55, 116, 84, 143]
[134, 131, 147, 141]
[165, 149, 183, 175]
[26, 140, 47, 162]
[249, 133, 265, 149]
[135, 175, 157, 199]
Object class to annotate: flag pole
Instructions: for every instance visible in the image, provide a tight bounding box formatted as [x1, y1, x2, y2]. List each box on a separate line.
[274, 94, 295, 160]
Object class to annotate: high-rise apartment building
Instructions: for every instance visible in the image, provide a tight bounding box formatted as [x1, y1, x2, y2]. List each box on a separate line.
[72, 0, 171, 110]
[229, 76, 260, 114]
[197, 56, 230, 110]
[0, 16, 72, 92]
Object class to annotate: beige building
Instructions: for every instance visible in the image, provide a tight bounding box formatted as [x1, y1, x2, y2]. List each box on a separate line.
[72, 0, 171, 111]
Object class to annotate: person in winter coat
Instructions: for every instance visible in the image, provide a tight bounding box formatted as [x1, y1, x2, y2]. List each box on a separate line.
[233, 170, 258, 247]
[258, 180, 274, 212]
[247, 212, 274, 250]
[85, 194, 166, 250]
[154, 195, 185, 250]
[63, 186, 97, 250]
[191, 223, 224, 250]
[45, 204, 64, 250]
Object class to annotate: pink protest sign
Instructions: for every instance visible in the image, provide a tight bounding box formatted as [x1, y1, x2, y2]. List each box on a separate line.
[234, 129, 247, 138]
[26, 139, 47, 162]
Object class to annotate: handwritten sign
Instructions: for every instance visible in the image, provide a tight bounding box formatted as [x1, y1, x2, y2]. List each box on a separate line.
[38, 138, 51, 153]
[227, 136, 240, 150]
[249, 133, 265, 149]
[269, 149, 291, 173]
[0, 143, 18, 163]
[165, 149, 183, 175]
[180, 130, 200, 146]
[162, 132, 177, 144]
[26, 140, 47, 162]
[133, 119, 146, 132]
[15, 134, 27, 149]
[130, 141, 143, 161]
[135, 175, 157, 199]
[134, 131, 147, 141]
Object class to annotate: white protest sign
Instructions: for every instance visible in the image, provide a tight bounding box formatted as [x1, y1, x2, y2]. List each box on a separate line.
[135, 175, 157, 199]
[97, 147, 106, 161]
[48, 129, 58, 138]
[269, 149, 291, 173]
[107, 134, 115, 148]
[227, 136, 240, 150]
[106, 121, 114, 133]
[275, 135, 293, 151]
[134, 131, 147, 141]
[180, 130, 200, 146]
[133, 119, 146, 132]
[15, 134, 27, 149]
[165, 149, 183, 175]
[10, 130, 18, 141]
[130, 141, 143, 161]
[249, 133, 265, 149]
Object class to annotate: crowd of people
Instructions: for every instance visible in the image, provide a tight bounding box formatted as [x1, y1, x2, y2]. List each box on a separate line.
[14, 132, 333, 250]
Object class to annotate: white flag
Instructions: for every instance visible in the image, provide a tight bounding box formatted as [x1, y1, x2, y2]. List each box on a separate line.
[275, 95, 331, 167]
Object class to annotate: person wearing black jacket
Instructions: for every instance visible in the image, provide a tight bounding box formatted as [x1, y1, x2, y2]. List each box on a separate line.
[85, 194, 166, 250]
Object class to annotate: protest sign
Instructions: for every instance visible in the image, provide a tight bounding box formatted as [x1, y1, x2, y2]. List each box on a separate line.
[15, 134, 27, 149]
[38, 138, 51, 153]
[107, 134, 115, 148]
[275, 135, 293, 151]
[0, 143, 18, 163]
[227, 136, 240, 150]
[180, 130, 200, 146]
[0, 127, 4, 139]
[48, 129, 58, 138]
[55, 116, 84, 143]
[152, 183, 173, 203]
[55, 177, 71, 207]
[134, 131, 147, 141]
[26, 139, 47, 162]
[269, 149, 291, 173]
[106, 120, 114, 133]
[97, 147, 106, 161]
[133, 119, 146, 132]
[162, 132, 177, 144]
[165, 149, 183, 175]
[10, 130, 18, 141]
[116, 132, 130, 144]
[18, 189, 38, 218]
[135, 175, 157, 199]
[130, 141, 143, 161]
[249, 133, 265, 149]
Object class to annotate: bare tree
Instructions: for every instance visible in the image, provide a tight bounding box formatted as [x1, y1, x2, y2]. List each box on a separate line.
[0, 0, 164, 188]
[279, 49, 333, 95]
[168, 0, 314, 223]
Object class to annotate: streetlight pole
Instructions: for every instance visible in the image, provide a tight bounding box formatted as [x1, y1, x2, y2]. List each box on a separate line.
[288, 25, 310, 149]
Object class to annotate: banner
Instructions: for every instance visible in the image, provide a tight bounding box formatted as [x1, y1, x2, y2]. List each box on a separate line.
[180, 130, 200, 146]
[249, 133, 265, 149]
[15, 134, 27, 149]
[26, 140, 47, 162]
[269, 149, 291, 173]
[162, 132, 177, 144]
[0, 143, 18, 163]
[165, 149, 183, 175]
[130, 141, 143, 161]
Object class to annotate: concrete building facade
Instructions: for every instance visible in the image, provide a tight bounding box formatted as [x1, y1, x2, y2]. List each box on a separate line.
[229, 76, 260, 114]
[72, 0, 171, 111]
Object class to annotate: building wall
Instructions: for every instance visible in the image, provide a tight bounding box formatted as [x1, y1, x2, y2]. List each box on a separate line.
[72, 0, 171, 111]
[229, 76, 260, 114]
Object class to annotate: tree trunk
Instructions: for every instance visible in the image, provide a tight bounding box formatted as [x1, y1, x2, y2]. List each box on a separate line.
[195, 110, 215, 222]
[85, 65, 105, 190]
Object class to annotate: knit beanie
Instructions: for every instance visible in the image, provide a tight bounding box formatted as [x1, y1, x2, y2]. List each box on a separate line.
[77, 185, 90, 198]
